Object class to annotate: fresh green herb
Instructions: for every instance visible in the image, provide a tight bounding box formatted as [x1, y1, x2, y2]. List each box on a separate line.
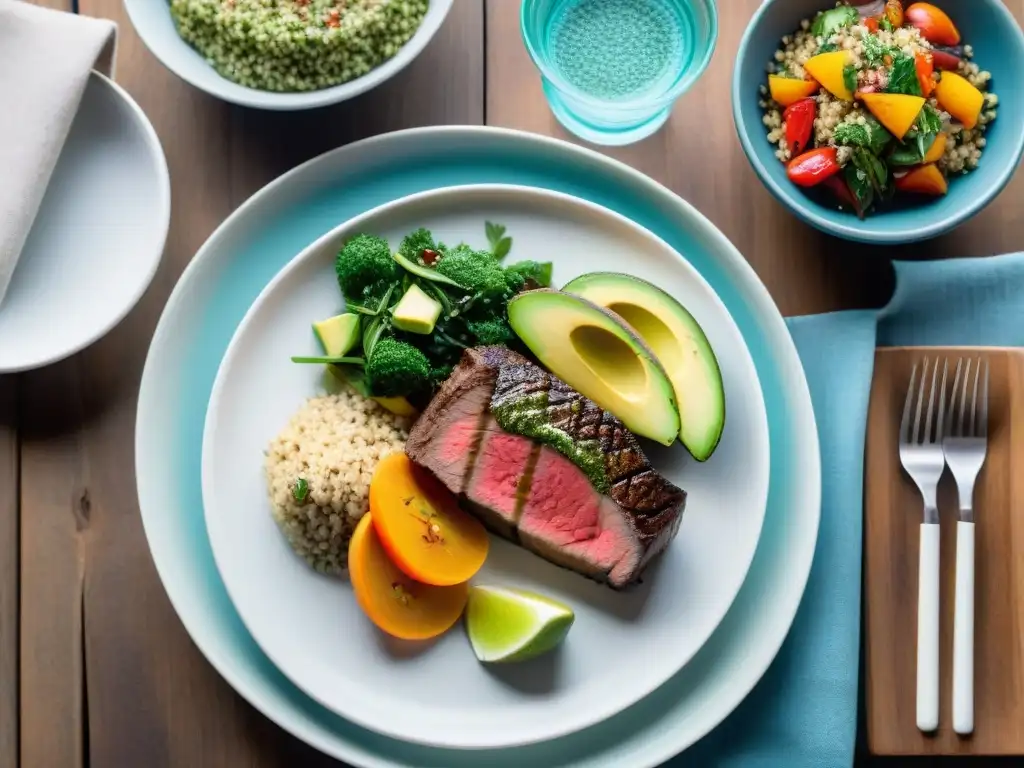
[290, 355, 366, 365]
[880, 16, 894, 32]
[811, 5, 859, 38]
[862, 34, 897, 68]
[916, 103, 944, 135]
[888, 129, 940, 166]
[842, 65, 859, 95]
[852, 148, 890, 196]
[817, 42, 839, 54]
[292, 478, 309, 503]
[886, 54, 923, 96]
[843, 162, 874, 217]
[834, 116, 893, 155]
[485, 221, 513, 262]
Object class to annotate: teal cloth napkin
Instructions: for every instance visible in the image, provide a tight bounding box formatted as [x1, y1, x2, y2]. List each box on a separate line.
[674, 251, 1024, 768]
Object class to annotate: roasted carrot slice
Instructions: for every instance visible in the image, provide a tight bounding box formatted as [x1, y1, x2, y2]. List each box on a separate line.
[348, 513, 468, 641]
[369, 452, 489, 586]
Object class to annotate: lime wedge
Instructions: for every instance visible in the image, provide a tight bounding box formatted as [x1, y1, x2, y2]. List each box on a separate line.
[465, 585, 574, 663]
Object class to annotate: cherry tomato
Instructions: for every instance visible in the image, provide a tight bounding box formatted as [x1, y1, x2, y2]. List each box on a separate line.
[885, 0, 905, 28]
[783, 97, 816, 156]
[787, 147, 842, 188]
[915, 51, 935, 97]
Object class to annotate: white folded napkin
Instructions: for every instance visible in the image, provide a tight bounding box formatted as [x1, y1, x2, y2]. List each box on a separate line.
[0, 0, 117, 308]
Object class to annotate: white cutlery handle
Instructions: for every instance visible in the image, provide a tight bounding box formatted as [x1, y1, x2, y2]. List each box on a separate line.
[917, 523, 940, 732]
[953, 521, 975, 735]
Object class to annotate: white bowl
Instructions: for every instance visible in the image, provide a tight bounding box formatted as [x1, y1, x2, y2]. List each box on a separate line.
[0, 71, 170, 373]
[122, 0, 453, 110]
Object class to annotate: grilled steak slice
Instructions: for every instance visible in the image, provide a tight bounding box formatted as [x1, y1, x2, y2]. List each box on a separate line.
[518, 447, 643, 587]
[405, 346, 685, 588]
[404, 362, 493, 497]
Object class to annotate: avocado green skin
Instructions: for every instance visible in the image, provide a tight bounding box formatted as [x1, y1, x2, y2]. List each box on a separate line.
[562, 272, 726, 461]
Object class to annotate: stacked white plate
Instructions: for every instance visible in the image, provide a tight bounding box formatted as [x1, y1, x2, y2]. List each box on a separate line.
[136, 127, 820, 767]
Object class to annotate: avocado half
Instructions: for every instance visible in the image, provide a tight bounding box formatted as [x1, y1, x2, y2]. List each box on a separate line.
[562, 272, 725, 461]
[506, 289, 680, 446]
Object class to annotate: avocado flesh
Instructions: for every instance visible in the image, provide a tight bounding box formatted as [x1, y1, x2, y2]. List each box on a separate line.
[392, 283, 442, 334]
[563, 272, 725, 461]
[313, 313, 360, 357]
[507, 289, 680, 446]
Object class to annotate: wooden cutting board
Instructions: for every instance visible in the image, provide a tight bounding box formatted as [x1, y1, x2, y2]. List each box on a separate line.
[864, 347, 1024, 755]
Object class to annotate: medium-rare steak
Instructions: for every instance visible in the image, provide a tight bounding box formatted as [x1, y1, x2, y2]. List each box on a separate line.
[405, 346, 685, 588]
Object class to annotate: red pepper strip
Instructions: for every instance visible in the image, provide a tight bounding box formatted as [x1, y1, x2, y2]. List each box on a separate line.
[787, 147, 842, 188]
[783, 97, 816, 156]
[915, 51, 935, 97]
[864, 16, 880, 32]
[822, 175, 864, 219]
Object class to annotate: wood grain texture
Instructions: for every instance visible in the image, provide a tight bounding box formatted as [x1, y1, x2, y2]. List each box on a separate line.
[15, 1, 483, 766]
[864, 348, 1024, 756]
[485, 0, 1024, 318]
[0, 377, 16, 768]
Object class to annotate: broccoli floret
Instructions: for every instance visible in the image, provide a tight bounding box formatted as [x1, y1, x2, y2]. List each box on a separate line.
[335, 234, 399, 300]
[467, 317, 516, 346]
[365, 337, 431, 397]
[398, 227, 436, 260]
[435, 246, 509, 301]
[504, 260, 553, 289]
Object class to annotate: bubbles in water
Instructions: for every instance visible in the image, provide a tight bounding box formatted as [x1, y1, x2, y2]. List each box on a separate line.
[550, 0, 684, 100]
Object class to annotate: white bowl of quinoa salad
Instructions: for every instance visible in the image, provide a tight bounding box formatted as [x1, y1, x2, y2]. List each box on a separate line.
[124, 0, 453, 109]
[733, 0, 1024, 243]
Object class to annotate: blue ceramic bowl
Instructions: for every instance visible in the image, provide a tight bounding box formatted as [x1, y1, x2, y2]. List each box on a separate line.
[732, 0, 1024, 244]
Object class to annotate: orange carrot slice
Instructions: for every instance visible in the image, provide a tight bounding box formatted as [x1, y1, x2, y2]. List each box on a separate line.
[369, 452, 489, 586]
[348, 513, 468, 641]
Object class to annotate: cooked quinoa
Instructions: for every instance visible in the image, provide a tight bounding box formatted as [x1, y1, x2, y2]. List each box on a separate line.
[759, 2, 997, 215]
[169, 0, 429, 92]
[264, 390, 411, 575]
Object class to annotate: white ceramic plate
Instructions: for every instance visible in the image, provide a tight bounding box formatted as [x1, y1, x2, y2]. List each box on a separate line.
[0, 71, 170, 373]
[201, 185, 770, 749]
[124, 0, 453, 110]
[136, 126, 819, 768]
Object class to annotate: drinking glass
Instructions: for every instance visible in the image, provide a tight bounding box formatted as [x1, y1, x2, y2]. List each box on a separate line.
[520, 0, 718, 146]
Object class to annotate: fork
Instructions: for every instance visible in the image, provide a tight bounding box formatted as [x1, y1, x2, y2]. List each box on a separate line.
[899, 357, 948, 733]
[943, 357, 990, 736]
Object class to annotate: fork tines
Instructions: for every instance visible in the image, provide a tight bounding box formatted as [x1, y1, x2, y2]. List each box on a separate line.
[901, 356, 950, 447]
[947, 357, 990, 439]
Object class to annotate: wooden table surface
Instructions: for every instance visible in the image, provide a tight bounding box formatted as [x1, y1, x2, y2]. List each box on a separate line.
[2, 0, 1022, 765]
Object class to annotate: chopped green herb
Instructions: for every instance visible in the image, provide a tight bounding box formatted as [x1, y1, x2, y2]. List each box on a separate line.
[834, 115, 893, 155]
[862, 34, 897, 68]
[818, 42, 840, 54]
[293, 478, 309, 503]
[842, 65, 859, 95]
[880, 17, 894, 32]
[886, 55, 923, 96]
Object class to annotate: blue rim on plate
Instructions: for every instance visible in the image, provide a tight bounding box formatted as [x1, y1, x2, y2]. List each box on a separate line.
[135, 126, 820, 768]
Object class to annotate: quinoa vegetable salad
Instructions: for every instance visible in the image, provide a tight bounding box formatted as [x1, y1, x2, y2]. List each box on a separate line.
[760, 1, 998, 217]
[169, 0, 429, 92]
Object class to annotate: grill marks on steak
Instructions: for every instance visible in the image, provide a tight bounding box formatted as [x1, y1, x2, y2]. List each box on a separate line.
[404, 346, 686, 588]
[490, 349, 685, 526]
